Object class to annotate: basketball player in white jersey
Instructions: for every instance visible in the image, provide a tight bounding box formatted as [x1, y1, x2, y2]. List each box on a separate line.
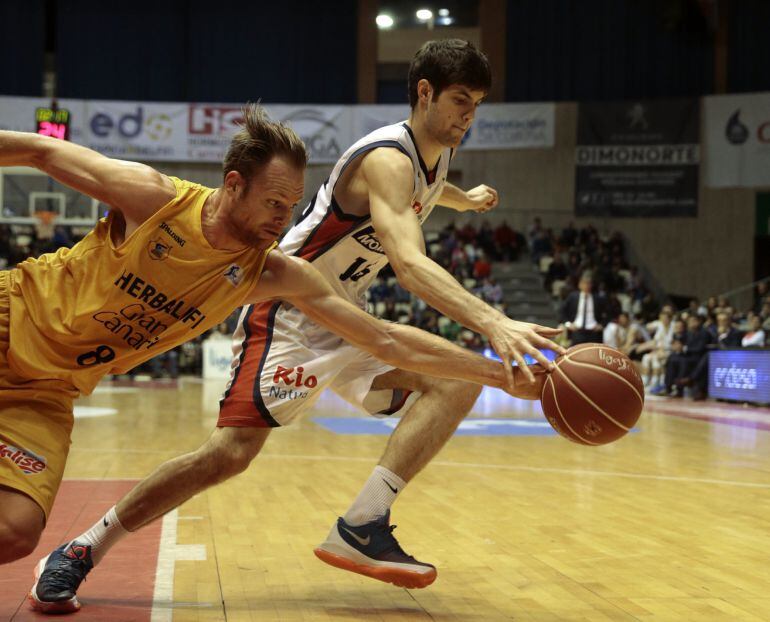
[30, 40, 562, 612]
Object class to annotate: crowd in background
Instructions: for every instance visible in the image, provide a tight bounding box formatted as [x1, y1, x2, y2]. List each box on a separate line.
[1, 218, 767, 401]
[533, 218, 769, 401]
[366, 220, 523, 351]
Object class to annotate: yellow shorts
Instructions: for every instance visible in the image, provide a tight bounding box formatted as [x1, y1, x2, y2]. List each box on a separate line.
[0, 271, 77, 520]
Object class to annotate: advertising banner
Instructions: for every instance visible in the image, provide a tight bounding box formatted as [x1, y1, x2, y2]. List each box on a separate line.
[708, 349, 770, 404]
[705, 92, 770, 188]
[463, 102, 554, 150]
[575, 99, 700, 217]
[0, 97, 555, 164]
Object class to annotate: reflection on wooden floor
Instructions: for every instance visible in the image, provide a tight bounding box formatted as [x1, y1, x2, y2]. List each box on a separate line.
[5, 377, 770, 621]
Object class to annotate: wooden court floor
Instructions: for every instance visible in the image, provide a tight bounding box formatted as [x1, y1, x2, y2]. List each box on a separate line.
[4, 377, 770, 621]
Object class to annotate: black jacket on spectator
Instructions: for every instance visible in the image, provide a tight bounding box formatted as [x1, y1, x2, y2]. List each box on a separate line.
[683, 327, 713, 358]
[560, 292, 609, 327]
[712, 327, 743, 348]
[561, 291, 609, 345]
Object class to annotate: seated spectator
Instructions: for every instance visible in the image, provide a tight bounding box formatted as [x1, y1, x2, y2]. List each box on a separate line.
[473, 251, 491, 280]
[638, 291, 660, 320]
[640, 310, 674, 390]
[381, 300, 398, 322]
[527, 216, 543, 247]
[544, 253, 568, 292]
[700, 296, 718, 317]
[717, 295, 730, 309]
[624, 313, 651, 361]
[457, 221, 477, 245]
[494, 220, 518, 261]
[148, 350, 179, 379]
[476, 220, 498, 260]
[761, 301, 770, 331]
[530, 230, 553, 265]
[603, 312, 630, 350]
[711, 312, 742, 347]
[478, 277, 503, 304]
[742, 315, 766, 347]
[660, 315, 712, 399]
[369, 277, 390, 303]
[450, 244, 470, 277]
[560, 272, 608, 345]
[560, 221, 578, 248]
[419, 310, 440, 335]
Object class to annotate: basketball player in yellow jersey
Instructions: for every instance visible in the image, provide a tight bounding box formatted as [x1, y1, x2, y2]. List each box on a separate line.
[0, 105, 545, 579]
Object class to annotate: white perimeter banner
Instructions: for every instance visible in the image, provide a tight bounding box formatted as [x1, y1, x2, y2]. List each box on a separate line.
[0, 97, 554, 163]
[705, 92, 770, 188]
[353, 102, 555, 150]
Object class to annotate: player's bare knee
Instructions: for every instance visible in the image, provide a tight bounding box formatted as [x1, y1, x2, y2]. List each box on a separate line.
[438, 377, 482, 404]
[0, 518, 42, 563]
[199, 433, 263, 482]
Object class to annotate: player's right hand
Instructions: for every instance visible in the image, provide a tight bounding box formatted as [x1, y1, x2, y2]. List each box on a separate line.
[503, 364, 549, 400]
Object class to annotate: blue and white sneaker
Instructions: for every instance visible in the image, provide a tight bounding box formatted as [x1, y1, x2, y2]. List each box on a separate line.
[28, 542, 93, 614]
[313, 511, 437, 588]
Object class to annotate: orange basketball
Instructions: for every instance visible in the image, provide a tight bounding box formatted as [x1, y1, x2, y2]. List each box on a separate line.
[541, 343, 644, 445]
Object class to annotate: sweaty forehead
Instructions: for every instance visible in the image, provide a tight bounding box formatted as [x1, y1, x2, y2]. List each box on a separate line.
[260, 162, 305, 199]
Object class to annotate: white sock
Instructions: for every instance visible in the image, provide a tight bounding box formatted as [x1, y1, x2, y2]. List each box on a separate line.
[343, 466, 406, 526]
[72, 506, 129, 565]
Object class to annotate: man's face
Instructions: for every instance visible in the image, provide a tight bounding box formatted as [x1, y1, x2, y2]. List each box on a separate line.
[423, 83, 487, 147]
[674, 320, 685, 333]
[687, 316, 701, 332]
[717, 313, 729, 330]
[579, 278, 592, 293]
[225, 157, 304, 247]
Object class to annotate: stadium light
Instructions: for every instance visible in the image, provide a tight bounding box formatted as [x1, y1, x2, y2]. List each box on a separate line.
[376, 13, 394, 28]
[438, 8, 449, 16]
[416, 8, 433, 21]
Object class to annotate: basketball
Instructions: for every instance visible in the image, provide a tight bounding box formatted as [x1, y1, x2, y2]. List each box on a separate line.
[541, 344, 644, 445]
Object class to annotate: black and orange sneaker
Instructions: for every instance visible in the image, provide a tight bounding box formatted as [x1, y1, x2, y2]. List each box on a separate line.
[28, 542, 93, 614]
[313, 511, 437, 588]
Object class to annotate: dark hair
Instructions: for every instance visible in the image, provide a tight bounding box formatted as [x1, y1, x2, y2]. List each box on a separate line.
[408, 39, 491, 108]
[223, 103, 307, 186]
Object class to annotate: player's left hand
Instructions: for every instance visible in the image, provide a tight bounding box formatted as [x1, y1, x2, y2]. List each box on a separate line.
[487, 318, 565, 389]
[465, 185, 499, 213]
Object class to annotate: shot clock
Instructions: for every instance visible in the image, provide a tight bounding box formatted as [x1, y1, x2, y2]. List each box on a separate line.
[36, 106, 71, 140]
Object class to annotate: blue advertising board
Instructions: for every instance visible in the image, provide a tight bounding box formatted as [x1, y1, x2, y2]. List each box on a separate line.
[708, 349, 770, 404]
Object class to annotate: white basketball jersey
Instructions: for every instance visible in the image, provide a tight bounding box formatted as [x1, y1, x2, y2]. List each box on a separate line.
[279, 122, 452, 304]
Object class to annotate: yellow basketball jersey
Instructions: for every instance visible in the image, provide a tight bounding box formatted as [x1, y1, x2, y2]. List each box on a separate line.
[6, 177, 274, 394]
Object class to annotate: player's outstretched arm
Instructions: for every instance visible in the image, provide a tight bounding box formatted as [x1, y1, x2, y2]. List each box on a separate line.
[249, 251, 542, 398]
[437, 181, 499, 214]
[0, 130, 175, 221]
[362, 148, 563, 386]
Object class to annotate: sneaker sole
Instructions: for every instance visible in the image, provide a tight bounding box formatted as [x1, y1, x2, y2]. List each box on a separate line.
[27, 554, 81, 614]
[313, 548, 437, 589]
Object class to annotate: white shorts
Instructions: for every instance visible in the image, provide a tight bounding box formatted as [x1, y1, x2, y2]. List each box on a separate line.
[218, 302, 410, 427]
